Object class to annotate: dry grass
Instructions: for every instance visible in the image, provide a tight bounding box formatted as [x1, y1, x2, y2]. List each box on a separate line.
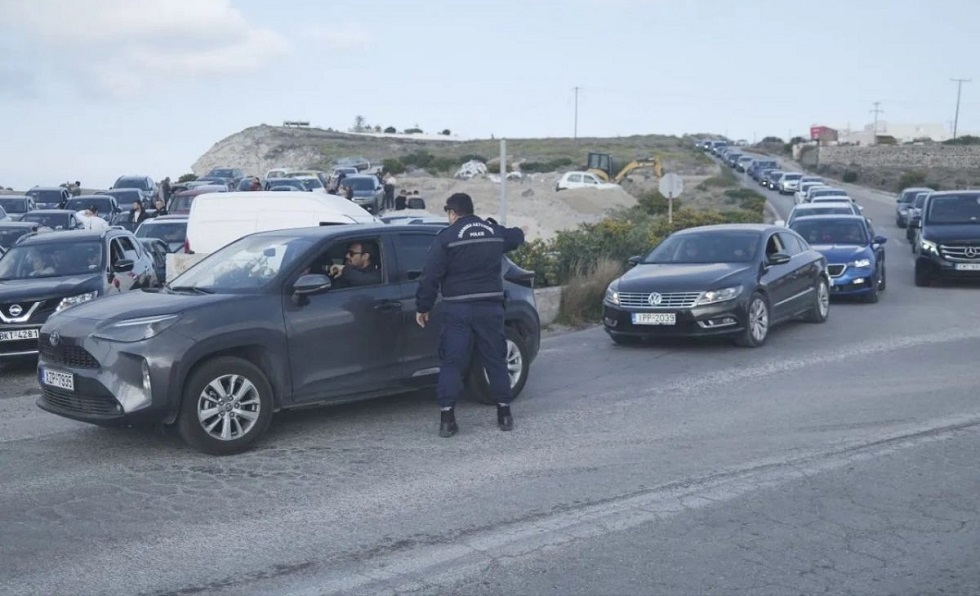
[557, 257, 625, 325]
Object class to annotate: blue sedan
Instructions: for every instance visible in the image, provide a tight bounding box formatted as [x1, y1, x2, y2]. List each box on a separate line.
[790, 215, 887, 303]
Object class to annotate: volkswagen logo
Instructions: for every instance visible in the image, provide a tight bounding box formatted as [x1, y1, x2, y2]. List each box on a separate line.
[49, 332, 60, 347]
[8, 304, 22, 317]
[965, 246, 979, 259]
[648, 292, 663, 306]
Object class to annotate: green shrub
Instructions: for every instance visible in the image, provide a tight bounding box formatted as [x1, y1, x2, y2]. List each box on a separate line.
[722, 188, 766, 214]
[557, 258, 624, 325]
[943, 134, 980, 145]
[382, 158, 405, 175]
[401, 151, 434, 169]
[842, 170, 858, 183]
[511, 239, 560, 287]
[440, 129, 451, 136]
[897, 171, 927, 191]
[429, 156, 458, 173]
[404, 127, 423, 134]
[637, 190, 682, 216]
[485, 161, 513, 174]
[519, 157, 575, 173]
[177, 173, 197, 183]
[459, 154, 488, 164]
[383, 126, 397, 134]
[696, 175, 738, 190]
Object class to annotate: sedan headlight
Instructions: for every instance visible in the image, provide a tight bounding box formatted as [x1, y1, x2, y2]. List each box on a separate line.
[604, 282, 620, 305]
[696, 285, 743, 306]
[93, 314, 180, 343]
[920, 239, 939, 254]
[56, 291, 97, 312]
[850, 258, 872, 268]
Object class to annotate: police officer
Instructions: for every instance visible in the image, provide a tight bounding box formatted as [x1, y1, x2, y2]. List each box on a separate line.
[415, 193, 525, 437]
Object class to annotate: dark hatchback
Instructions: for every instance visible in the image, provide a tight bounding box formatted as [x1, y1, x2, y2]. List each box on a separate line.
[603, 224, 830, 347]
[0, 229, 158, 358]
[26, 186, 71, 210]
[20, 210, 85, 231]
[0, 195, 36, 221]
[913, 191, 980, 286]
[36, 224, 541, 455]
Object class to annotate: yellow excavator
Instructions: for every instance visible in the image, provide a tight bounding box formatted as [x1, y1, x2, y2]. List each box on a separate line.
[585, 152, 663, 184]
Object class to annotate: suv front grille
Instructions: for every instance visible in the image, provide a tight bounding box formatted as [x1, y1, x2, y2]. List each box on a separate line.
[618, 291, 701, 309]
[41, 388, 121, 416]
[940, 245, 980, 262]
[827, 265, 846, 278]
[38, 342, 100, 369]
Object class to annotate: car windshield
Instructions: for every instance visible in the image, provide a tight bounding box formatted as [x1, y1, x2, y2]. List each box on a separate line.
[115, 178, 148, 190]
[643, 230, 761, 264]
[783, 174, 802, 181]
[0, 228, 32, 249]
[791, 219, 868, 245]
[297, 178, 324, 190]
[345, 178, 376, 191]
[64, 198, 112, 213]
[913, 193, 929, 208]
[0, 241, 104, 280]
[0, 198, 28, 213]
[269, 179, 304, 189]
[33, 190, 64, 205]
[209, 169, 236, 178]
[20, 212, 69, 229]
[170, 195, 198, 211]
[136, 221, 187, 243]
[926, 194, 980, 224]
[102, 190, 140, 200]
[813, 189, 845, 197]
[169, 234, 315, 292]
[796, 206, 854, 218]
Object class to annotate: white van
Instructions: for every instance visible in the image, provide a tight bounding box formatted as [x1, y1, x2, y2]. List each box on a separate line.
[185, 191, 380, 254]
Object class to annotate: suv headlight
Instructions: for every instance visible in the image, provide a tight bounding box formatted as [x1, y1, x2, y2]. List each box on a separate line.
[56, 291, 97, 312]
[850, 258, 872, 268]
[93, 314, 180, 343]
[696, 285, 743, 306]
[604, 282, 620, 305]
[920, 239, 939, 254]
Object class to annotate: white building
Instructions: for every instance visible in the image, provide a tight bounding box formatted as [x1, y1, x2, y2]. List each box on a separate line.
[834, 121, 952, 145]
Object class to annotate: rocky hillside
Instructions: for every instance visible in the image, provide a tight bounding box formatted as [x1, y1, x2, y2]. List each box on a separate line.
[191, 125, 716, 179]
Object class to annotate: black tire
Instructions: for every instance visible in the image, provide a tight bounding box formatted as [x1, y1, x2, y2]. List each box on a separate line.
[914, 261, 933, 287]
[177, 356, 274, 455]
[468, 326, 530, 405]
[878, 264, 887, 291]
[735, 292, 770, 347]
[805, 277, 830, 323]
[864, 282, 879, 303]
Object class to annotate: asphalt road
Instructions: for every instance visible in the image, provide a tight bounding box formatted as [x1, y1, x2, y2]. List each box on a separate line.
[2, 167, 980, 595]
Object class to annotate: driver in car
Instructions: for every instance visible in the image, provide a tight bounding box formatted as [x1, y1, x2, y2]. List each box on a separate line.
[328, 242, 381, 288]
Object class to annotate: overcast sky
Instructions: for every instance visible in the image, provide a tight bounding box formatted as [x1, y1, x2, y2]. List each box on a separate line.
[0, 0, 976, 190]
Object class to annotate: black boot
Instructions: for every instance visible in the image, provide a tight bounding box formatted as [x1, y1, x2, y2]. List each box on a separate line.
[497, 404, 514, 431]
[439, 409, 458, 438]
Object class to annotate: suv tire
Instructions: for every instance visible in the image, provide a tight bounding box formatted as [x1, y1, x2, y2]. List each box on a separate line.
[178, 356, 274, 455]
[468, 327, 530, 405]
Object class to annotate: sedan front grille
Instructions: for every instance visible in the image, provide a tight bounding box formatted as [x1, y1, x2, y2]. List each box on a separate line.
[38, 342, 100, 369]
[617, 291, 702, 309]
[827, 264, 846, 278]
[41, 387, 121, 416]
[940, 245, 980, 262]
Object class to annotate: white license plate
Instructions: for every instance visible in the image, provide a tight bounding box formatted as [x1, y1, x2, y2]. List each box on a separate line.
[954, 263, 980, 271]
[632, 312, 677, 326]
[0, 329, 39, 342]
[41, 368, 74, 392]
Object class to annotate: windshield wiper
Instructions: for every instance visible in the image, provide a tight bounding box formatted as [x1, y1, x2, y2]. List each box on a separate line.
[168, 285, 214, 295]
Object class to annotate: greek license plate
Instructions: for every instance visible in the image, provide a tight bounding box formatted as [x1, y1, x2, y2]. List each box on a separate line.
[41, 368, 74, 392]
[632, 313, 676, 326]
[0, 329, 38, 342]
[954, 263, 980, 271]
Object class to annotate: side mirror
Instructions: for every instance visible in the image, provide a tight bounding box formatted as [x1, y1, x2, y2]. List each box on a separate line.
[873, 235, 887, 245]
[627, 255, 641, 268]
[113, 259, 135, 272]
[293, 273, 331, 296]
[774, 219, 786, 227]
[767, 253, 791, 266]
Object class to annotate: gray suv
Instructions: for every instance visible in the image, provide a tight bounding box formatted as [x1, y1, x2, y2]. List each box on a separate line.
[36, 224, 541, 455]
[342, 175, 385, 214]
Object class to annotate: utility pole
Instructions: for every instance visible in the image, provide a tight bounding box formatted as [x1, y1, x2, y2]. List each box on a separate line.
[573, 86, 580, 144]
[951, 78, 971, 140]
[870, 102, 884, 145]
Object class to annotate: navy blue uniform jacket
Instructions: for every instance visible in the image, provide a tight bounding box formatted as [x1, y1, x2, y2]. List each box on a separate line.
[415, 215, 525, 314]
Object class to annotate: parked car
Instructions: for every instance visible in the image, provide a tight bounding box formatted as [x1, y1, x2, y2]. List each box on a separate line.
[794, 181, 826, 204]
[896, 187, 934, 228]
[748, 160, 778, 181]
[777, 173, 804, 194]
[25, 186, 71, 210]
[806, 187, 849, 202]
[35, 223, 541, 455]
[19, 209, 85, 231]
[262, 178, 307, 192]
[0, 195, 36, 221]
[63, 195, 123, 219]
[168, 186, 228, 215]
[763, 171, 785, 190]
[0, 221, 46, 250]
[555, 171, 620, 191]
[112, 176, 157, 204]
[913, 191, 980, 286]
[783, 203, 860, 227]
[204, 167, 246, 188]
[135, 215, 188, 253]
[0, 228, 158, 359]
[602, 224, 829, 347]
[811, 196, 863, 213]
[292, 175, 329, 193]
[905, 191, 932, 243]
[790, 215, 886, 303]
[97, 188, 147, 210]
[342, 174, 386, 214]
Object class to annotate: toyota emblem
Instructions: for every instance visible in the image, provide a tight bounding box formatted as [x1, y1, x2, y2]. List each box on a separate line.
[965, 246, 979, 258]
[648, 292, 663, 306]
[8, 304, 22, 317]
[49, 332, 60, 347]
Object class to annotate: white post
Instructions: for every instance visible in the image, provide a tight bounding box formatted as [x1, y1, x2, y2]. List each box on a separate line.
[499, 139, 507, 225]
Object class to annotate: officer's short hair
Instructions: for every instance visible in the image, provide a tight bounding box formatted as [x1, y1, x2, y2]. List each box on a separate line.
[445, 193, 474, 215]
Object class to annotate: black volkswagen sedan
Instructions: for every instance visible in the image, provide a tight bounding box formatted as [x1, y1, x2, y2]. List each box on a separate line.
[603, 224, 830, 347]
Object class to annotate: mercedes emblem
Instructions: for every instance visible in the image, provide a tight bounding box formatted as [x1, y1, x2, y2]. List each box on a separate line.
[8, 304, 22, 317]
[965, 246, 978, 259]
[648, 292, 663, 306]
[49, 332, 60, 347]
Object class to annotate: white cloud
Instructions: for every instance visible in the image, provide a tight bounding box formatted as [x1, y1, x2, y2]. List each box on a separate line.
[0, 0, 290, 98]
[307, 23, 374, 49]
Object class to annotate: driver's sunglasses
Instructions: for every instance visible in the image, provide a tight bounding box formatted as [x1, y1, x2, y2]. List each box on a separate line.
[443, 206, 454, 213]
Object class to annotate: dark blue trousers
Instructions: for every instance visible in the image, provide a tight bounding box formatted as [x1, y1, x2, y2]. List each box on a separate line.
[437, 301, 511, 408]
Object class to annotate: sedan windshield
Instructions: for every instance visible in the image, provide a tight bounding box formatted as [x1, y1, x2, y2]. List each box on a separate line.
[297, 178, 324, 191]
[20, 212, 70, 229]
[644, 231, 761, 264]
[64, 198, 114, 213]
[791, 219, 868, 245]
[136, 221, 187, 244]
[345, 178, 377, 191]
[0, 228, 33, 249]
[114, 178, 149, 190]
[0, 198, 28, 213]
[0, 242, 103, 280]
[913, 193, 930, 208]
[926, 194, 980, 224]
[208, 169, 236, 178]
[32, 190, 64, 206]
[812, 189, 846, 198]
[169, 234, 315, 292]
